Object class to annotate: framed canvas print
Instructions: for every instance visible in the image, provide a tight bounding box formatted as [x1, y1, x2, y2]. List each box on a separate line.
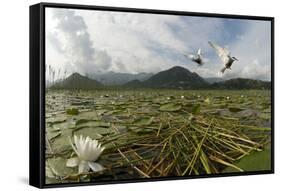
[29, 2, 274, 188]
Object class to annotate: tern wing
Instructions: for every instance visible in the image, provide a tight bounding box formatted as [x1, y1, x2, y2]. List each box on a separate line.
[208, 41, 229, 64]
[184, 53, 195, 60]
[197, 48, 201, 55]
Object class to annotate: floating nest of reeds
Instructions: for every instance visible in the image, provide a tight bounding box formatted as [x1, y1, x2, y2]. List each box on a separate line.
[57, 113, 270, 182]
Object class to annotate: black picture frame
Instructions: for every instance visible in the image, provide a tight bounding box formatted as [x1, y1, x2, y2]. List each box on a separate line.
[30, 2, 274, 188]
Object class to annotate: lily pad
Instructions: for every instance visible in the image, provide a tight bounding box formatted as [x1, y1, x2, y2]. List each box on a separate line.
[75, 119, 90, 125]
[263, 108, 271, 113]
[259, 113, 271, 120]
[133, 117, 153, 126]
[192, 104, 201, 114]
[115, 125, 127, 133]
[76, 121, 111, 128]
[76, 111, 99, 121]
[46, 164, 56, 178]
[51, 134, 72, 153]
[228, 107, 244, 112]
[138, 128, 154, 134]
[47, 157, 76, 177]
[46, 115, 67, 124]
[66, 108, 79, 115]
[128, 126, 142, 133]
[159, 103, 182, 112]
[74, 131, 103, 140]
[52, 122, 75, 130]
[223, 145, 271, 172]
[47, 130, 61, 140]
[74, 126, 113, 139]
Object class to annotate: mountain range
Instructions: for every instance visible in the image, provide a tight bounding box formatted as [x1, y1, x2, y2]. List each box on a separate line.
[125, 66, 209, 89]
[204, 77, 225, 84]
[211, 78, 271, 89]
[51, 66, 270, 90]
[90, 71, 153, 85]
[52, 73, 102, 90]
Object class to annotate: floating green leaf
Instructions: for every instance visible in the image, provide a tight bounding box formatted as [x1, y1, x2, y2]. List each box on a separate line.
[159, 103, 182, 112]
[133, 117, 153, 126]
[115, 125, 127, 133]
[75, 119, 90, 125]
[47, 130, 61, 140]
[223, 145, 271, 172]
[76, 111, 99, 120]
[51, 134, 72, 153]
[46, 115, 67, 124]
[74, 126, 114, 139]
[259, 113, 271, 120]
[66, 108, 79, 115]
[228, 107, 244, 112]
[74, 128, 103, 140]
[47, 157, 76, 177]
[192, 104, 201, 114]
[76, 121, 110, 128]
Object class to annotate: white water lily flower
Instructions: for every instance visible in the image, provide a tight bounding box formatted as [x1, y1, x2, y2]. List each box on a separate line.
[67, 135, 105, 174]
[204, 98, 210, 104]
[181, 95, 185, 99]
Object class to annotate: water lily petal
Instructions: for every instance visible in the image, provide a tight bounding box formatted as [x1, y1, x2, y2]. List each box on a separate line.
[78, 160, 90, 174]
[77, 135, 85, 154]
[74, 135, 78, 146]
[100, 146, 105, 152]
[88, 162, 104, 172]
[92, 140, 98, 148]
[66, 157, 80, 167]
[82, 138, 92, 160]
[81, 136, 89, 154]
[74, 135, 82, 155]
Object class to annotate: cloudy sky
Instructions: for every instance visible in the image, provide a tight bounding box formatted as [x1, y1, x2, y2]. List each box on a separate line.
[46, 8, 271, 81]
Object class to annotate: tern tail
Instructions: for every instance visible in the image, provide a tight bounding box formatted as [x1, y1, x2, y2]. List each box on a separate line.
[221, 67, 227, 73]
